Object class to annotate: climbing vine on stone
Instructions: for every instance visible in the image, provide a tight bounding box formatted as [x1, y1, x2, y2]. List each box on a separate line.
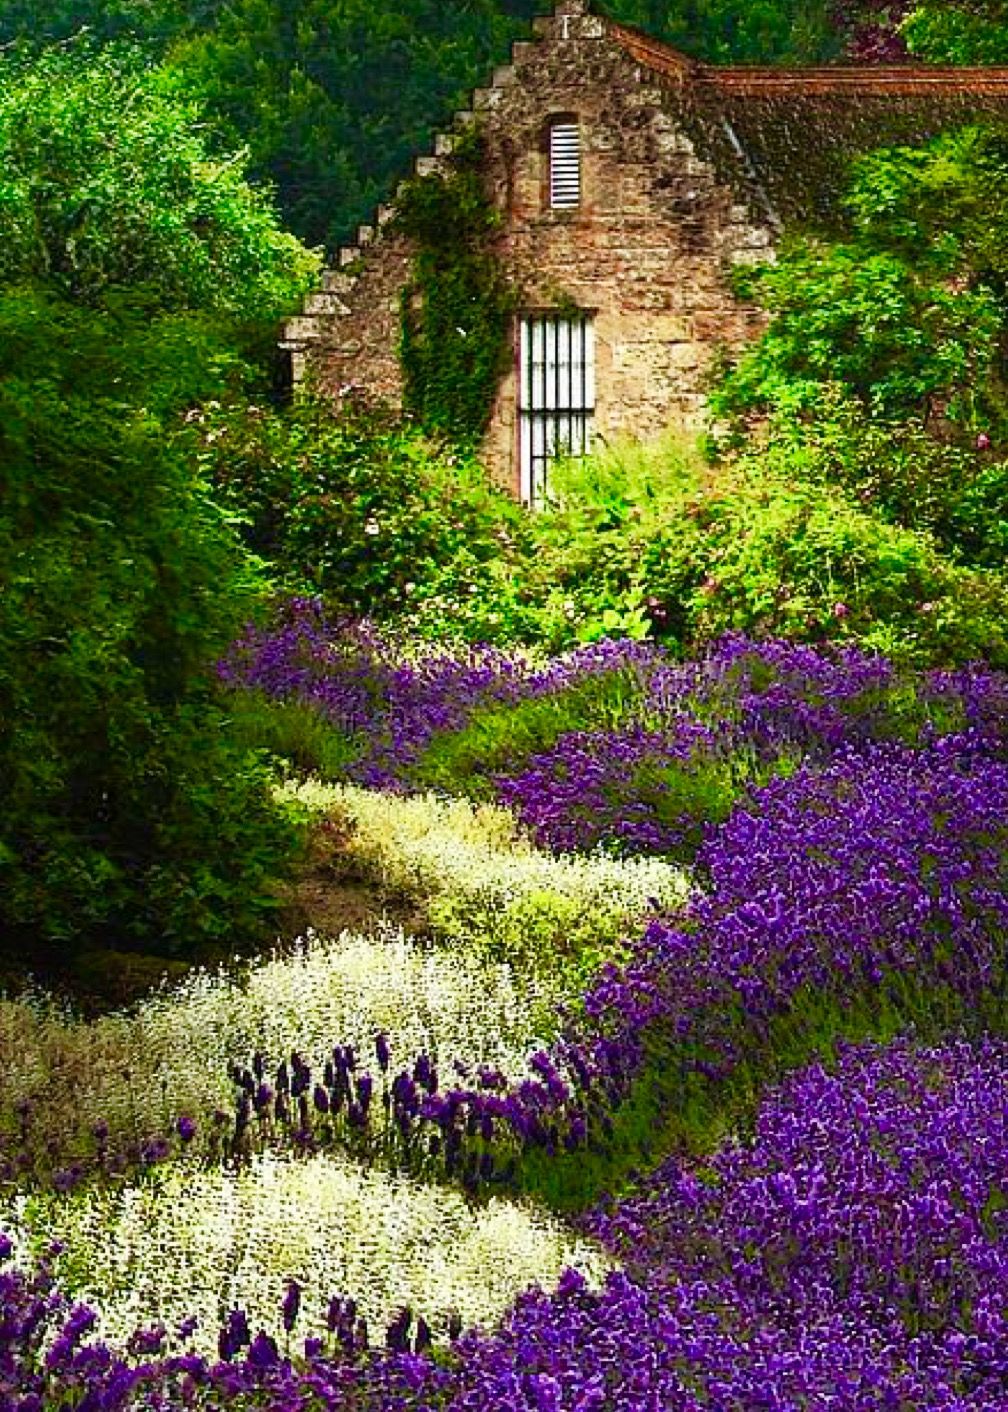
[395, 127, 516, 447]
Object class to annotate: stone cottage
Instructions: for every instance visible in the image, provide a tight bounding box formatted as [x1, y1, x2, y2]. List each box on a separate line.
[282, 0, 1008, 504]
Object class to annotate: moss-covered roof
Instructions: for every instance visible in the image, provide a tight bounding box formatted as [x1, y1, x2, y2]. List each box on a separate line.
[607, 17, 1008, 228]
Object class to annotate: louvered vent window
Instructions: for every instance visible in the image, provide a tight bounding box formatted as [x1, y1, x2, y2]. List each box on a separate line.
[549, 119, 581, 209]
[518, 313, 595, 508]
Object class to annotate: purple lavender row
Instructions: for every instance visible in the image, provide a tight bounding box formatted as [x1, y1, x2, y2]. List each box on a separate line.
[229, 739, 1008, 1205]
[217, 596, 667, 789]
[219, 604, 1008, 839]
[9, 1037, 1008, 1407]
[492, 636, 1008, 857]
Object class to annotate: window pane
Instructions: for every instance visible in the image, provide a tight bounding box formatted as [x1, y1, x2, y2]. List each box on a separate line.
[550, 121, 581, 209]
[519, 313, 595, 507]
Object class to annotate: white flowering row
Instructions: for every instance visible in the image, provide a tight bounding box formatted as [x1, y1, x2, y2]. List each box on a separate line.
[0, 923, 563, 1164]
[10, 1149, 611, 1358]
[0, 779, 672, 1361]
[281, 779, 688, 973]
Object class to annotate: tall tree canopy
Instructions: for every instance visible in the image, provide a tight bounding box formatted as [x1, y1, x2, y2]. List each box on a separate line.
[903, 0, 1008, 63]
[0, 43, 317, 962]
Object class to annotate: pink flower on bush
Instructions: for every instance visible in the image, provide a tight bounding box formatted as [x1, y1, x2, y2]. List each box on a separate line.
[833, 602, 850, 621]
[977, 432, 991, 450]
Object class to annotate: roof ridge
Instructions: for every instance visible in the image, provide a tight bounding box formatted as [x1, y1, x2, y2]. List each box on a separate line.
[604, 9, 1008, 92]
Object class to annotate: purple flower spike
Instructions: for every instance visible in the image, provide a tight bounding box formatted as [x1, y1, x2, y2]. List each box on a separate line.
[281, 1280, 301, 1334]
[217, 1307, 250, 1362]
[247, 1330, 279, 1368]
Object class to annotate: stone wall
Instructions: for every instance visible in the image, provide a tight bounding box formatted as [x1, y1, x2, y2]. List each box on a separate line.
[476, 1, 774, 491]
[283, 0, 776, 496]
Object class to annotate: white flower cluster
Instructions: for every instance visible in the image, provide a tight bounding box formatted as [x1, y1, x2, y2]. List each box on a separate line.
[0, 779, 673, 1364]
[280, 780, 689, 973]
[0, 924, 559, 1161]
[14, 1150, 611, 1358]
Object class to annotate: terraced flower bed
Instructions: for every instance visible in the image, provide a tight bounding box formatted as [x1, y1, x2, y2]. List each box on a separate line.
[4, 610, 1008, 1408]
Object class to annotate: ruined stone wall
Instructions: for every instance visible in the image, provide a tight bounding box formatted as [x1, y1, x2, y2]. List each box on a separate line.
[283, 0, 775, 496]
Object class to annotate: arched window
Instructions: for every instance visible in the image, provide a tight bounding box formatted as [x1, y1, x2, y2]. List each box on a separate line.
[549, 117, 581, 209]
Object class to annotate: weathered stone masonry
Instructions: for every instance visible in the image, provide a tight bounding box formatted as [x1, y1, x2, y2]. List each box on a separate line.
[283, 0, 1008, 500]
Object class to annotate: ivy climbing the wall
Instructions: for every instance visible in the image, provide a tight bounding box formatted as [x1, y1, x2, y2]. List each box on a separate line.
[395, 127, 516, 447]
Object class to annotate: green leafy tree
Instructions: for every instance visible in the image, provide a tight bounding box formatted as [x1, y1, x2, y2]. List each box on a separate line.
[903, 0, 1008, 64]
[0, 41, 317, 310]
[164, 0, 537, 250]
[0, 43, 318, 964]
[0, 0, 223, 45]
[598, 0, 841, 62]
[713, 125, 1008, 437]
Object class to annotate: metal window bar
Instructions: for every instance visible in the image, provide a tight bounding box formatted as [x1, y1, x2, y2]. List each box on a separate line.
[550, 121, 581, 209]
[518, 314, 595, 506]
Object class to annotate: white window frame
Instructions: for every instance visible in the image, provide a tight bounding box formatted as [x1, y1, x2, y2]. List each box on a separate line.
[549, 118, 581, 210]
[518, 313, 596, 508]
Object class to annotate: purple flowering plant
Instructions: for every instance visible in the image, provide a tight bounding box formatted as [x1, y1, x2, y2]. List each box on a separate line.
[10, 1038, 1008, 1408]
[6, 625, 1008, 1406]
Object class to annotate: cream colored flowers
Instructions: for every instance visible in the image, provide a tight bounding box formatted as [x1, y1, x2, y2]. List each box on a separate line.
[14, 1150, 611, 1358]
[280, 779, 688, 971]
[0, 780, 673, 1360]
[0, 924, 561, 1166]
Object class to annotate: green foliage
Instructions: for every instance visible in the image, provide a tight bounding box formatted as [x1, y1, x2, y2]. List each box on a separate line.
[699, 125, 1008, 663]
[0, 40, 318, 313]
[0, 0, 219, 45]
[756, 386, 1008, 571]
[904, 0, 1008, 64]
[0, 291, 306, 959]
[164, 0, 537, 250]
[202, 396, 531, 617]
[413, 669, 653, 796]
[597, 0, 842, 63]
[841, 125, 1008, 307]
[0, 48, 318, 962]
[389, 421, 1008, 670]
[714, 126, 1008, 438]
[395, 130, 516, 445]
[223, 690, 362, 780]
[637, 449, 1008, 667]
[399, 435, 701, 651]
[716, 237, 1002, 431]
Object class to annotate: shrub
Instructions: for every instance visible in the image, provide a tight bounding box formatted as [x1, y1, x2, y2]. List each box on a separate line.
[223, 691, 361, 780]
[0, 39, 318, 962]
[0, 41, 317, 313]
[281, 779, 686, 976]
[0, 301, 305, 962]
[638, 450, 1008, 667]
[722, 386, 1008, 572]
[203, 397, 530, 617]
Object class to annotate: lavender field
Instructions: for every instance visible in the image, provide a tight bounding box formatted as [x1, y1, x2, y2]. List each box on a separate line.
[4, 602, 1008, 1408]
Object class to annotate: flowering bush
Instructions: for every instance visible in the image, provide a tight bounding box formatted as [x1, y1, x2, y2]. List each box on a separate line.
[221, 597, 668, 789]
[15, 1149, 608, 1361]
[7, 1038, 1008, 1408]
[281, 779, 686, 971]
[233, 735, 1008, 1213]
[0, 921, 562, 1191]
